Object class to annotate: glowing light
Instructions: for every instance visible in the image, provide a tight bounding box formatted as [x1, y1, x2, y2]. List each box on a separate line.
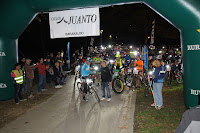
[166, 65, 170, 68]
[94, 66, 99, 70]
[149, 71, 153, 75]
[110, 60, 114, 63]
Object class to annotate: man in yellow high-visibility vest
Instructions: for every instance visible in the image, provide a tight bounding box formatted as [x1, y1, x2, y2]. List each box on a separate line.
[11, 63, 27, 104]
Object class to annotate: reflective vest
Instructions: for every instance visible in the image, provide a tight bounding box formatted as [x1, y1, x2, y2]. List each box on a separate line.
[93, 57, 102, 64]
[115, 59, 123, 68]
[130, 50, 134, 58]
[12, 69, 23, 84]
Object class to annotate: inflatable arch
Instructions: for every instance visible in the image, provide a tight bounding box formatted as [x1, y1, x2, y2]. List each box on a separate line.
[0, 0, 200, 108]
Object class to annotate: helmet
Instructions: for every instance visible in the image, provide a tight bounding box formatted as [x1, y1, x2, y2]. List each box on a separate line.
[116, 54, 121, 58]
[86, 57, 92, 62]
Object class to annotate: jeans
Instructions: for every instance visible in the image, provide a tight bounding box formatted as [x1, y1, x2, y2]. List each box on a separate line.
[26, 78, 33, 96]
[38, 74, 46, 92]
[14, 84, 23, 103]
[101, 82, 111, 98]
[153, 82, 163, 107]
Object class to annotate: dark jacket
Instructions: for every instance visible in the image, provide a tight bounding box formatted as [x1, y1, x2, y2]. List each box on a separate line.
[100, 66, 112, 82]
[153, 65, 165, 83]
[175, 105, 200, 133]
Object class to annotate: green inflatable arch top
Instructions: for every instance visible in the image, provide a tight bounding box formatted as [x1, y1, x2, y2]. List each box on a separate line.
[0, 0, 200, 109]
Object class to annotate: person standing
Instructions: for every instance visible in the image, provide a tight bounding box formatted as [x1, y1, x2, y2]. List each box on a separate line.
[38, 58, 49, 93]
[24, 58, 38, 99]
[151, 55, 165, 110]
[11, 63, 27, 104]
[19, 57, 26, 93]
[100, 61, 112, 102]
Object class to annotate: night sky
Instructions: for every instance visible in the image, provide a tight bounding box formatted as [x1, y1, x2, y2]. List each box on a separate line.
[18, 3, 180, 59]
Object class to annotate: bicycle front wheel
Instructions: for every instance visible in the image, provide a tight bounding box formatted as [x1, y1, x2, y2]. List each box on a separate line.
[77, 82, 83, 95]
[144, 85, 150, 97]
[112, 78, 124, 94]
[90, 87, 100, 102]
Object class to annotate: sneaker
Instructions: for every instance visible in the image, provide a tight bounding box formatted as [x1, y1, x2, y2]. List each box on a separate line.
[157, 106, 163, 110]
[55, 85, 62, 88]
[58, 85, 63, 88]
[20, 99, 27, 102]
[151, 103, 155, 107]
[16, 102, 19, 105]
[83, 96, 88, 101]
[28, 95, 34, 99]
[55, 85, 60, 88]
[42, 88, 48, 91]
[101, 97, 106, 101]
[107, 98, 111, 102]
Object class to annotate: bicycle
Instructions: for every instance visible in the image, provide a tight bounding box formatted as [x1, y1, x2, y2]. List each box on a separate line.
[124, 64, 137, 90]
[164, 64, 183, 87]
[112, 69, 124, 94]
[76, 75, 100, 102]
[133, 67, 151, 97]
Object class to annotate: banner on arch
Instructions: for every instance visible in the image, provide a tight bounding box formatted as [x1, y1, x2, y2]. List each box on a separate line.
[49, 8, 100, 39]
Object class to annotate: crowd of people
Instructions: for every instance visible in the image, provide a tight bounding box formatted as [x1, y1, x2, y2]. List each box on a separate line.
[72, 45, 182, 108]
[11, 51, 70, 104]
[11, 45, 182, 107]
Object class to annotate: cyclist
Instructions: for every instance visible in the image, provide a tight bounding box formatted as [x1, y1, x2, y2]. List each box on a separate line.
[124, 50, 132, 67]
[93, 52, 103, 85]
[114, 54, 124, 77]
[134, 55, 144, 88]
[79, 58, 92, 101]
[120, 51, 126, 65]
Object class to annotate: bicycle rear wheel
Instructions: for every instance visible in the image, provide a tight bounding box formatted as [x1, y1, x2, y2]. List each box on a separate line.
[90, 87, 100, 102]
[164, 72, 171, 87]
[176, 71, 183, 83]
[112, 78, 124, 94]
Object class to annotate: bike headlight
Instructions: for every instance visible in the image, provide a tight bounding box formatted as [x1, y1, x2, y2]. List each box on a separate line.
[94, 66, 99, 71]
[133, 51, 138, 56]
[110, 60, 114, 63]
[86, 79, 92, 83]
[166, 65, 170, 68]
[134, 67, 137, 71]
[149, 71, 153, 75]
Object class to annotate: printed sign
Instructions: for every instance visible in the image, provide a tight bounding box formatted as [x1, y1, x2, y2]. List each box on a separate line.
[150, 20, 155, 44]
[0, 52, 6, 56]
[187, 44, 200, 50]
[142, 45, 148, 70]
[49, 8, 100, 39]
[190, 89, 200, 95]
[0, 83, 7, 88]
